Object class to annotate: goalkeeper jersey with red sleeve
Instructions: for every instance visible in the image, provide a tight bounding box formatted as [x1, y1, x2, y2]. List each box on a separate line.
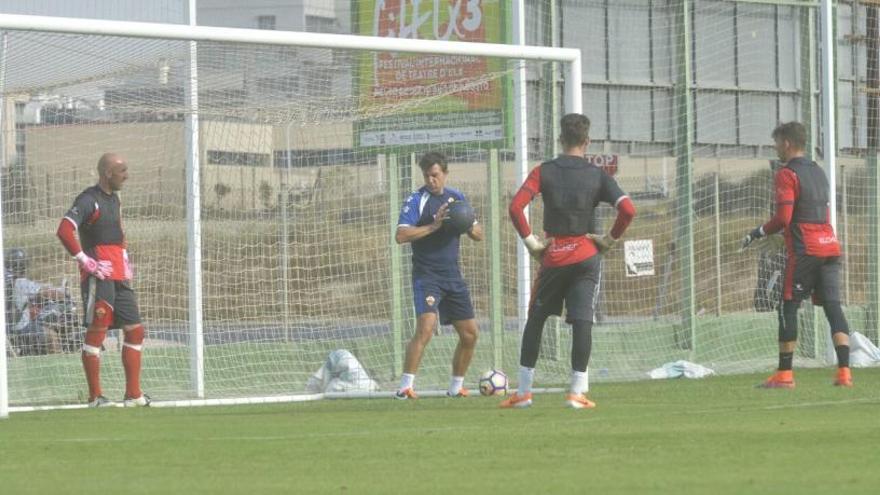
[761, 157, 840, 258]
[57, 185, 129, 281]
[509, 156, 636, 268]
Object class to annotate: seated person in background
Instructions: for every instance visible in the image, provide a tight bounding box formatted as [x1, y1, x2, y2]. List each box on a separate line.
[5, 248, 66, 355]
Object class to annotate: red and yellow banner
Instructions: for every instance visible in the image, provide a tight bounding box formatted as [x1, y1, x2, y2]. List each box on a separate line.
[355, 1, 507, 147]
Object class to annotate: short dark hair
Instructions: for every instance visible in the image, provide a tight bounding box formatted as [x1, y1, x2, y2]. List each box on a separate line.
[560, 113, 591, 149]
[419, 151, 447, 173]
[771, 122, 807, 150]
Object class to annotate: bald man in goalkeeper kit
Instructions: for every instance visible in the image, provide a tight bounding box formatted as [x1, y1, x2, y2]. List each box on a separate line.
[393, 151, 484, 399]
[504, 113, 636, 409]
[57, 153, 151, 408]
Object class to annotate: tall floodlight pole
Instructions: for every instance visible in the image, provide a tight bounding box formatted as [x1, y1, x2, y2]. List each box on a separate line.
[282, 124, 292, 336]
[675, 0, 696, 352]
[513, 0, 530, 334]
[866, 4, 880, 344]
[0, 31, 9, 419]
[185, 0, 205, 398]
[817, 0, 839, 362]
[820, 0, 837, 230]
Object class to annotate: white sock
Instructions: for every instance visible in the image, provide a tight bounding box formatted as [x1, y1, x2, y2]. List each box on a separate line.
[570, 370, 589, 395]
[448, 376, 464, 395]
[399, 373, 415, 391]
[518, 366, 535, 395]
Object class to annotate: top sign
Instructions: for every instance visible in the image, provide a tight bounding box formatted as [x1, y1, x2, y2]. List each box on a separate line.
[585, 154, 619, 176]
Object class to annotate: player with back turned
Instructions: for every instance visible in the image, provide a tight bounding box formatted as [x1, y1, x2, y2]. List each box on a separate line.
[742, 122, 853, 388]
[503, 113, 636, 409]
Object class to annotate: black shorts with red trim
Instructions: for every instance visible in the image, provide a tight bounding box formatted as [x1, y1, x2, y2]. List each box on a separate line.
[529, 255, 601, 323]
[782, 254, 842, 304]
[81, 277, 141, 328]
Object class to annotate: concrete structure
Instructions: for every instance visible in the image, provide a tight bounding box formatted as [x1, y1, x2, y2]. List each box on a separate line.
[20, 120, 356, 212]
[3, 1, 876, 190]
[198, 0, 337, 32]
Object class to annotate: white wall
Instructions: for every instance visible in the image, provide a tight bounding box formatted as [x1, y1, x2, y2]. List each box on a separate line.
[196, 0, 306, 31]
[0, 0, 185, 23]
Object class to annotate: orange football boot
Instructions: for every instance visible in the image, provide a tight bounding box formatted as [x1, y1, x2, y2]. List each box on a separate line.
[833, 367, 853, 387]
[759, 370, 795, 389]
[393, 387, 418, 400]
[447, 388, 470, 398]
[498, 392, 533, 408]
[565, 393, 596, 409]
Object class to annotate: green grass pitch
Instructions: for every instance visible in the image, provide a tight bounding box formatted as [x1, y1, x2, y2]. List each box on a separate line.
[2, 368, 879, 494]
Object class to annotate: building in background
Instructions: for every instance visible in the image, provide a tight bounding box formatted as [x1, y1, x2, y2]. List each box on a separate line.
[1, 1, 876, 183]
[198, 0, 338, 33]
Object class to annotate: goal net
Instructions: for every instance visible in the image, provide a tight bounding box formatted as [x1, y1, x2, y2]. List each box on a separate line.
[4, 1, 876, 412]
[0, 16, 578, 409]
[532, 0, 871, 383]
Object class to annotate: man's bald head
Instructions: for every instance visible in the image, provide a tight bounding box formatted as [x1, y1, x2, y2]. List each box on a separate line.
[97, 153, 125, 175]
[97, 153, 129, 192]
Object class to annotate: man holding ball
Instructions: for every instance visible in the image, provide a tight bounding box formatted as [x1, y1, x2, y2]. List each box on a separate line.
[394, 151, 484, 399]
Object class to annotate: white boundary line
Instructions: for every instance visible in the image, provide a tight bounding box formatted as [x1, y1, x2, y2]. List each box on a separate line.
[8, 388, 566, 412]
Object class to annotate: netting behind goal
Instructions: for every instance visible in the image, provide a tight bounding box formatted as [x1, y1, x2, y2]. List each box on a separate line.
[3, 3, 880, 410]
[1, 27, 564, 406]
[527, 0, 880, 383]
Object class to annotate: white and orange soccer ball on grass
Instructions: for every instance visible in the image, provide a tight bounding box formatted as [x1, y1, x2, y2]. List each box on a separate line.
[478, 369, 508, 396]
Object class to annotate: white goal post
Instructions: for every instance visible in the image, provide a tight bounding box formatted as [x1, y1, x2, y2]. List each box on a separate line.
[0, 13, 582, 417]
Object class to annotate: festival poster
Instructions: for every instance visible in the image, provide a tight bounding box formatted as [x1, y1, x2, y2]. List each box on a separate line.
[354, 0, 508, 148]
